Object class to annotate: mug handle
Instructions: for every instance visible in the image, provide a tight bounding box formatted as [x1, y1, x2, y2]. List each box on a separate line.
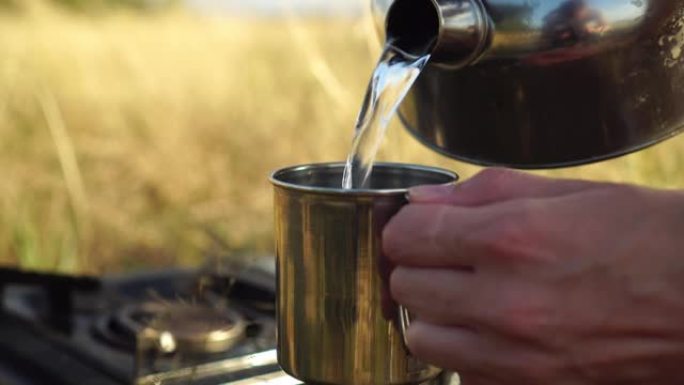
[398, 305, 412, 349]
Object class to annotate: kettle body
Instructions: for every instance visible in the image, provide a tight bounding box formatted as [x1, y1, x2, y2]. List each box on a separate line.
[372, 0, 684, 168]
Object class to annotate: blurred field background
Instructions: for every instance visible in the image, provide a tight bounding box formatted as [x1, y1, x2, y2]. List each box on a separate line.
[1, 0, 683, 274]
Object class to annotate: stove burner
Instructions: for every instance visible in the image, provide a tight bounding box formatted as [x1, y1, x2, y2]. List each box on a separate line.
[149, 303, 248, 355]
[94, 302, 247, 355]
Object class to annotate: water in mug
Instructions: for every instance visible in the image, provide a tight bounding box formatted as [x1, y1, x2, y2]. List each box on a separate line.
[342, 41, 432, 189]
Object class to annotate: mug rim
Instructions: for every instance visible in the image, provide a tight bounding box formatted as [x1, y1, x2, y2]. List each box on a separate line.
[269, 162, 459, 197]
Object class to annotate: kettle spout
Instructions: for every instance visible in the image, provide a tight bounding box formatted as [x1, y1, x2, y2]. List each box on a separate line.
[385, 0, 492, 68]
[383, 0, 659, 67]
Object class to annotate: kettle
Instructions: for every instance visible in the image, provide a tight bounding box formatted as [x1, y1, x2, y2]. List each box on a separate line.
[372, 0, 684, 168]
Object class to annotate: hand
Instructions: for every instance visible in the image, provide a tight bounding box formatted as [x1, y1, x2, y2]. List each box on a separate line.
[383, 168, 684, 385]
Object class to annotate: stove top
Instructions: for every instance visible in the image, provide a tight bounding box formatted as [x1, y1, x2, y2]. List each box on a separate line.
[0, 260, 458, 385]
[0, 259, 301, 385]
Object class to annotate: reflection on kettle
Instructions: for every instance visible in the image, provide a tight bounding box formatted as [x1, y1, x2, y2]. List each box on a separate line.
[528, 0, 611, 66]
[542, 0, 608, 47]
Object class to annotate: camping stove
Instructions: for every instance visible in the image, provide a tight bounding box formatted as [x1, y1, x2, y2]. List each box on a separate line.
[0, 258, 292, 385]
[0, 259, 457, 385]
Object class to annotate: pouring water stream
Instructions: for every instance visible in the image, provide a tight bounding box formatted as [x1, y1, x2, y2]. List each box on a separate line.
[342, 41, 433, 189]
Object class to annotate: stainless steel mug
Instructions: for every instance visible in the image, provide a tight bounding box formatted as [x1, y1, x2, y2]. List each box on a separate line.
[270, 163, 458, 385]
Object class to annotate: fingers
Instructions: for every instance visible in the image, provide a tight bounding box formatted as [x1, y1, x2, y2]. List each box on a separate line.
[390, 267, 479, 327]
[383, 200, 539, 268]
[391, 265, 562, 349]
[409, 168, 598, 207]
[407, 321, 484, 373]
[382, 204, 488, 267]
[408, 321, 556, 385]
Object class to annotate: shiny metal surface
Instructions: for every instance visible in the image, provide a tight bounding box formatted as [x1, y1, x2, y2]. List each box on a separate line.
[136, 350, 281, 385]
[151, 304, 247, 355]
[386, 0, 491, 67]
[374, 0, 684, 168]
[271, 163, 458, 385]
[224, 370, 459, 385]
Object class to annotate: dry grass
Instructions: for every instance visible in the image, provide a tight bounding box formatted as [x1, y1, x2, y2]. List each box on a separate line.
[0, 2, 683, 274]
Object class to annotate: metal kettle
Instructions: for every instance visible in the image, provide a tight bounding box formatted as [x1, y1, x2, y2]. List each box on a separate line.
[372, 0, 684, 168]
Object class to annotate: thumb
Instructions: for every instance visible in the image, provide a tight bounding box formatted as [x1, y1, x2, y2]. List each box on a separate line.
[409, 168, 600, 207]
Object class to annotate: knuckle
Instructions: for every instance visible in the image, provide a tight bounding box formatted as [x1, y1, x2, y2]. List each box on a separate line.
[498, 297, 554, 339]
[479, 202, 545, 263]
[475, 167, 517, 183]
[470, 168, 521, 191]
[430, 206, 455, 254]
[482, 221, 530, 261]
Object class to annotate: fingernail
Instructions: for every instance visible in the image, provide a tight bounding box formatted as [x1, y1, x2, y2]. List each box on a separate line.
[408, 183, 457, 201]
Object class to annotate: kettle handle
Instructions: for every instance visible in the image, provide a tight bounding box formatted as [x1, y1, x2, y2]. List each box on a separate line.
[398, 305, 412, 349]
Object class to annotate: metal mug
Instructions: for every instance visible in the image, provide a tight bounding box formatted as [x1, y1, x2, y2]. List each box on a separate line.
[270, 163, 458, 385]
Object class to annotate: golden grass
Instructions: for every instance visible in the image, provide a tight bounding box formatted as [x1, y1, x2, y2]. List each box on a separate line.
[0, 3, 682, 274]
